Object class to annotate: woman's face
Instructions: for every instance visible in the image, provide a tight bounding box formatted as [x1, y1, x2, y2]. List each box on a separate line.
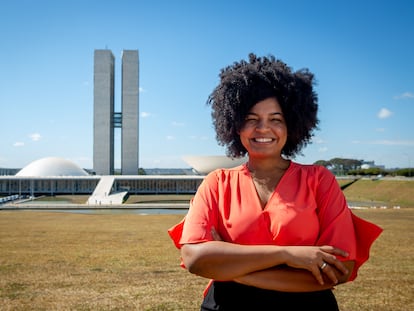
[239, 97, 287, 159]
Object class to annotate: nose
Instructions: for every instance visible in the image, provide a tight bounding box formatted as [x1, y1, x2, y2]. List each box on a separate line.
[256, 119, 269, 131]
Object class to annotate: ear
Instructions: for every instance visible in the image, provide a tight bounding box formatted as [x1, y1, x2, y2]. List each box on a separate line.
[236, 125, 242, 135]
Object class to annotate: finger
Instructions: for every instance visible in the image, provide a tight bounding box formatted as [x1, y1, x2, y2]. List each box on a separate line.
[320, 261, 328, 271]
[311, 265, 325, 285]
[324, 256, 349, 275]
[320, 245, 349, 257]
[320, 262, 339, 285]
[323, 265, 339, 284]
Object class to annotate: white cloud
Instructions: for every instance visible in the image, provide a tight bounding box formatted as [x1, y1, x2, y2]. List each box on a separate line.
[311, 136, 325, 144]
[171, 121, 185, 127]
[394, 92, 414, 100]
[140, 112, 152, 118]
[139, 87, 145, 93]
[375, 128, 385, 132]
[13, 142, 24, 147]
[377, 108, 392, 119]
[318, 147, 328, 153]
[29, 133, 42, 141]
[166, 135, 175, 140]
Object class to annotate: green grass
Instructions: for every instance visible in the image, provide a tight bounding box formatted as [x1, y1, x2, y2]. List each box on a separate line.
[343, 179, 414, 207]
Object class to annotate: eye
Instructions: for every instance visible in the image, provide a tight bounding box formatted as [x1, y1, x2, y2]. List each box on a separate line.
[244, 116, 258, 123]
[270, 117, 283, 123]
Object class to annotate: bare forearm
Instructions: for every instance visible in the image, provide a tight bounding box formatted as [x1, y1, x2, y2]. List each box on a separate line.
[181, 241, 351, 284]
[181, 241, 286, 280]
[236, 261, 355, 292]
[235, 266, 336, 292]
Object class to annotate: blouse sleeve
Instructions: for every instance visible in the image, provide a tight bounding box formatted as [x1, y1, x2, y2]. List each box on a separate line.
[168, 171, 219, 249]
[314, 167, 382, 281]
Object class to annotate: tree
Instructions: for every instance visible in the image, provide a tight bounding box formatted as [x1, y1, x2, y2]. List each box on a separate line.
[314, 160, 331, 167]
[314, 158, 363, 175]
[329, 158, 362, 170]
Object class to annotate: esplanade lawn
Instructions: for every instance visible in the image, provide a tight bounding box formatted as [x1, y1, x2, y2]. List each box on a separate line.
[1, 180, 413, 310]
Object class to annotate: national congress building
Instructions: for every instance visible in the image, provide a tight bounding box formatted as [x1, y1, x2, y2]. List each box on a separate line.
[94, 49, 139, 175]
[0, 50, 245, 204]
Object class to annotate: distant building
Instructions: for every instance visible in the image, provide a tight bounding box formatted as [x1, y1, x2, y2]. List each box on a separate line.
[0, 157, 203, 198]
[121, 50, 139, 175]
[0, 168, 20, 176]
[93, 50, 115, 175]
[361, 161, 385, 170]
[93, 49, 139, 175]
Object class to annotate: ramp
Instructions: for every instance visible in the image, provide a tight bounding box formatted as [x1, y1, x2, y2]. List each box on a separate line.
[87, 176, 127, 205]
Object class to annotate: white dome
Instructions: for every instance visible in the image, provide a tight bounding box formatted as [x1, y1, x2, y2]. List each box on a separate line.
[16, 157, 89, 177]
[182, 155, 247, 175]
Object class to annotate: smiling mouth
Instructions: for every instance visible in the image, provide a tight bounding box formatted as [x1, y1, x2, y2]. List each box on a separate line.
[253, 138, 274, 143]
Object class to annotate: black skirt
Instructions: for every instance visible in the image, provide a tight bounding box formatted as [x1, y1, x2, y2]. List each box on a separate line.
[201, 281, 339, 311]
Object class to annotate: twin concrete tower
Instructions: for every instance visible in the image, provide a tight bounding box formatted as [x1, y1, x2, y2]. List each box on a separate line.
[93, 50, 139, 175]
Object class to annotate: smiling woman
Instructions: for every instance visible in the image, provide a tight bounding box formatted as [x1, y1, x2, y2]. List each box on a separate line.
[168, 53, 382, 310]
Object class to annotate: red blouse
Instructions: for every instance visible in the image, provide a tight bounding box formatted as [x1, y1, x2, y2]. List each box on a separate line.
[169, 162, 382, 281]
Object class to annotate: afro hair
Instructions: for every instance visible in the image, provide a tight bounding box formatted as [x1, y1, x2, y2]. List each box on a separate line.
[207, 53, 319, 158]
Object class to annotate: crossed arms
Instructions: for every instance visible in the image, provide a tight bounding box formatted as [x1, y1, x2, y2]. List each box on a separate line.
[181, 230, 354, 292]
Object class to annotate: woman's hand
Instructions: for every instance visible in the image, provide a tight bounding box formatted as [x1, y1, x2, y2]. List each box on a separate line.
[282, 245, 349, 285]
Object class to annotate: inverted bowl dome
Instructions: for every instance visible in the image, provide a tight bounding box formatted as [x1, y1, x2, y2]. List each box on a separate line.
[16, 157, 89, 177]
[182, 155, 246, 175]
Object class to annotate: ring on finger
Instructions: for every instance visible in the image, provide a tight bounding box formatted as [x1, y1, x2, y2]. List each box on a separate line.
[320, 262, 328, 270]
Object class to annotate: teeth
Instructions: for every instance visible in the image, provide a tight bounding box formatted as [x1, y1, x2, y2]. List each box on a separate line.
[254, 138, 273, 143]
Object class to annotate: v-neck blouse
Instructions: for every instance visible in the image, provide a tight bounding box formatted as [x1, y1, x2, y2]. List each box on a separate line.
[169, 162, 382, 281]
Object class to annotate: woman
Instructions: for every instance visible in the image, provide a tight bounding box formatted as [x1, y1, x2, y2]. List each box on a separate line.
[168, 54, 382, 310]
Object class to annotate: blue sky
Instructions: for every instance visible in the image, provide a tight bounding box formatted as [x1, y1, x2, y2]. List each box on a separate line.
[1, 0, 413, 169]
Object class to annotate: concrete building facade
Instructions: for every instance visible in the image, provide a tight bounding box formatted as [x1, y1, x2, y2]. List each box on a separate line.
[0, 175, 203, 197]
[93, 50, 115, 175]
[93, 49, 139, 175]
[121, 50, 139, 175]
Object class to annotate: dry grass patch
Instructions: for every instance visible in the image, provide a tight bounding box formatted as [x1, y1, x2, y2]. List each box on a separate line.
[0, 209, 413, 310]
[334, 208, 414, 311]
[0, 212, 205, 310]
